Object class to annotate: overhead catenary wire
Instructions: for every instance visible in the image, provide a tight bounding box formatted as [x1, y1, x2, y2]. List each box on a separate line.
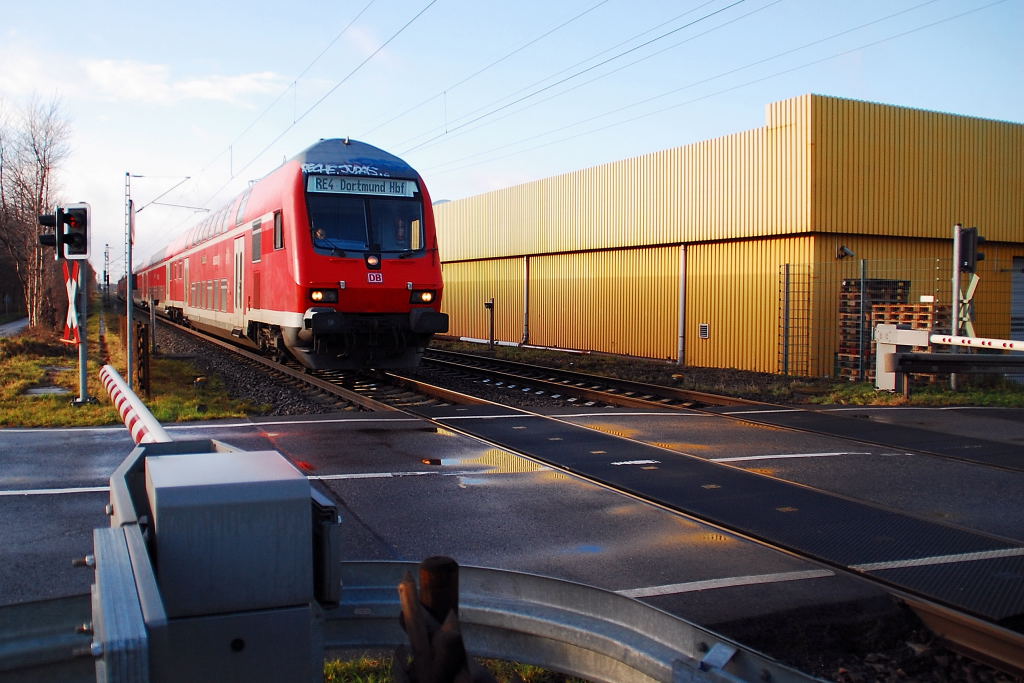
[196, 0, 439, 211]
[425, 0, 1009, 180]
[199, 1, 379, 183]
[152, 1, 379, 239]
[390, 0, 724, 151]
[424, 0, 945, 172]
[414, 0, 786, 160]
[359, 0, 614, 140]
[398, 0, 754, 155]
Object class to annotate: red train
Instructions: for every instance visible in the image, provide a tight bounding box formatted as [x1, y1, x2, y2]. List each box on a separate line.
[134, 139, 448, 369]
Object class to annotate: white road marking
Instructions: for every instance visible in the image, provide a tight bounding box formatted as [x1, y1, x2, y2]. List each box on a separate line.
[3, 468, 490, 494]
[611, 459, 661, 466]
[310, 471, 435, 481]
[0, 417, 426, 434]
[852, 547, 1024, 571]
[712, 452, 871, 463]
[0, 486, 109, 496]
[617, 569, 834, 598]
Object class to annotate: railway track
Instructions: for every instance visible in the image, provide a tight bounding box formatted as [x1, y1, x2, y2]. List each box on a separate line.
[156, 319, 1024, 678]
[420, 347, 767, 409]
[418, 348, 1024, 473]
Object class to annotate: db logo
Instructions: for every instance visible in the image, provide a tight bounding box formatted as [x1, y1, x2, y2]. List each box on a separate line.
[367, 272, 384, 284]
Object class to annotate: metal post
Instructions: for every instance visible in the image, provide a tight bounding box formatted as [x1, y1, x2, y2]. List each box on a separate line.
[418, 556, 460, 624]
[951, 223, 962, 391]
[858, 259, 867, 382]
[150, 299, 158, 354]
[781, 264, 790, 375]
[74, 264, 90, 405]
[520, 260, 528, 350]
[485, 298, 495, 351]
[126, 188, 134, 391]
[677, 246, 687, 365]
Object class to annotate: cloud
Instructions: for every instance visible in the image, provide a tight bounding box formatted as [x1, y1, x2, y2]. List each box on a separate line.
[83, 59, 283, 105]
[0, 41, 283, 107]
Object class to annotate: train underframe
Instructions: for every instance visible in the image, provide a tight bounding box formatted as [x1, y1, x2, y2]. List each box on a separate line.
[280, 308, 449, 370]
[157, 303, 448, 370]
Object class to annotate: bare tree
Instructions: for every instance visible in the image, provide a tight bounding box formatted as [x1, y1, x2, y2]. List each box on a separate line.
[0, 96, 70, 328]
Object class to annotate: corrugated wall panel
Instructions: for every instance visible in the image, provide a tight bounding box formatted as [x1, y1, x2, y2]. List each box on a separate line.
[440, 259, 525, 342]
[686, 237, 815, 373]
[435, 98, 812, 262]
[811, 95, 1024, 242]
[529, 247, 679, 359]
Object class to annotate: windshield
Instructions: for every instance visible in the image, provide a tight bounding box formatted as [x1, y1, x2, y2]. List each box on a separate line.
[307, 194, 424, 256]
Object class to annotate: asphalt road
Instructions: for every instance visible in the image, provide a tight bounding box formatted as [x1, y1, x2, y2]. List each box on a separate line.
[5, 403, 1021, 634]
[0, 317, 29, 338]
[1, 410, 896, 637]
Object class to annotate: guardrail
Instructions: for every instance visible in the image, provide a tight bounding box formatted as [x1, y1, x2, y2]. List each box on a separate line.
[874, 324, 1024, 395]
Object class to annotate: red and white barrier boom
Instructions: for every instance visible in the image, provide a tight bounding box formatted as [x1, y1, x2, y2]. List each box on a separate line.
[930, 334, 1024, 352]
[99, 364, 171, 444]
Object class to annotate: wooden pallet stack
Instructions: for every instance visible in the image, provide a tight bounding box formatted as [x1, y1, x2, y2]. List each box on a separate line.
[837, 279, 910, 381]
[870, 302, 952, 334]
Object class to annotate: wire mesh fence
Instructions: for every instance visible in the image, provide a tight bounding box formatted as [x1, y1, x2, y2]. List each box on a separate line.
[778, 257, 1023, 380]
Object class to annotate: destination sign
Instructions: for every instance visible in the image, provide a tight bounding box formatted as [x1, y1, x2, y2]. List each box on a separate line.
[307, 175, 417, 198]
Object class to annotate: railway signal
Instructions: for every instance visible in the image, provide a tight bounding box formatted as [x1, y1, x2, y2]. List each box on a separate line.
[37, 203, 91, 260]
[957, 225, 985, 273]
[62, 203, 90, 259]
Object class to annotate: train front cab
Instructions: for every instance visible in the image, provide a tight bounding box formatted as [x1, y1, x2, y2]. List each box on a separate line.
[284, 169, 448, 369]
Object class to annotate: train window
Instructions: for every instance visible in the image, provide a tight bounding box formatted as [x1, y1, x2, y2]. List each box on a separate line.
[370, 200, 424, 254]
[220, 279, 228, 312]
[251, 220, 262, 262]
[308, 195, 368, 253]
[235, 190, 251, 226]
[307, 195, 423, 257]
[273, 211, 283, 250]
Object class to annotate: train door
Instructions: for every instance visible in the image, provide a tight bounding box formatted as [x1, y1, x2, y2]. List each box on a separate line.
[233, 237, 245, 331]
[184, 259, 190, 309]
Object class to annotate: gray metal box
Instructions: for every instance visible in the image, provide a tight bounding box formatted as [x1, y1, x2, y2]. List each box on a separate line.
[145, 451, 312, 618]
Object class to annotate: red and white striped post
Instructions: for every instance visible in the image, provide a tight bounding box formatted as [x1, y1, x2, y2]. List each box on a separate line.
[99, 364, 171, 444]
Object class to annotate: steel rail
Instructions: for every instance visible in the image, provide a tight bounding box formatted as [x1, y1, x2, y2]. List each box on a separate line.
[424, 348, 766, 408]
[903, 596, 1024, 678]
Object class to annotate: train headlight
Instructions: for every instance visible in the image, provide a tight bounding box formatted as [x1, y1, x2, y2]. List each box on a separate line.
[365, 253, 381, 269]
[309, 288, 338, 303]
[410, 290, 435, 304]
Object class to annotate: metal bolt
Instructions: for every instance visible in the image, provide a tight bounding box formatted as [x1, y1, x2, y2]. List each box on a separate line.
[72, 554, 95, 568]
[104, 503, 114, 516]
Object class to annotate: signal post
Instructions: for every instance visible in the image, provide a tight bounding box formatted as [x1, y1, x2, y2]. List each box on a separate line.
[38, 202, 95, 405]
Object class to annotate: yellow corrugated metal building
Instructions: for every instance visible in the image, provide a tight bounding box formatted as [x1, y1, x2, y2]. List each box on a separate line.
[434, 94, 1024, 376]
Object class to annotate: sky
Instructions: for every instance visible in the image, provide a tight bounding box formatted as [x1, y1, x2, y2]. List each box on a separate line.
[0, 0, 1020, 279]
